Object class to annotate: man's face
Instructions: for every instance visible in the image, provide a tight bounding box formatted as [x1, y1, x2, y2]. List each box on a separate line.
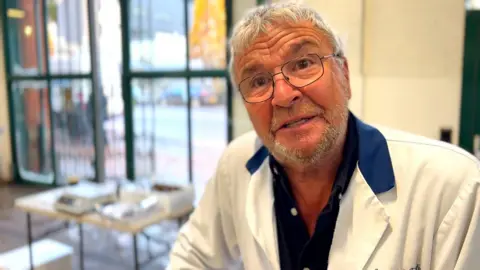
[235, 21, 351, 166]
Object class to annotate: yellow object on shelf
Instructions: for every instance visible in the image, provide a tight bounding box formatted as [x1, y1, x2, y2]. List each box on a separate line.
[66, 176, 80, 185]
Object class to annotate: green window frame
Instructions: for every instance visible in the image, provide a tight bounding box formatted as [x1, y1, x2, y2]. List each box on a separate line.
[1, 0, 234, 185]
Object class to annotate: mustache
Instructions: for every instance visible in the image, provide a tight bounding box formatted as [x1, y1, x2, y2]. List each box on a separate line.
[270, 104, 325, 132]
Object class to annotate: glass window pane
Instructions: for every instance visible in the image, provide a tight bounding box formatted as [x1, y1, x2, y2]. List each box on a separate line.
[188, 0, 227, 70]
[466, 0, 480, 9]
[51, 78, 126, 182]
[47, 0, 91, 74]
[129, 0, 187, 71]
[51, 79, 95, 183]
[12, 80, 53, 184]
[190, 77, 227, 202]
[133, 78, 189, 185]
[6, 0, 47, 75]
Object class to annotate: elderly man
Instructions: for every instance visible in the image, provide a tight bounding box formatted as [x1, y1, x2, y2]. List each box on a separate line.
[169, 2, 480, 270]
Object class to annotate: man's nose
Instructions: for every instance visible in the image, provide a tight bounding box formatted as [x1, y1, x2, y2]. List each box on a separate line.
[271, 74, 302, 107]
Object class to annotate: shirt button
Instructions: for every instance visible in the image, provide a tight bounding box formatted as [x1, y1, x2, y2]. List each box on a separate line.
[290, 207, 298, 216]
[339, 193, 343, 200]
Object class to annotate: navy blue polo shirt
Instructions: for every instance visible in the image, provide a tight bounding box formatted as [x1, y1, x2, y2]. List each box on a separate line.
[270, 113, 359, 270]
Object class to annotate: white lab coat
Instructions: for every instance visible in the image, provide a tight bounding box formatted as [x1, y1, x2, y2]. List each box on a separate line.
[168, 116, 480, 270]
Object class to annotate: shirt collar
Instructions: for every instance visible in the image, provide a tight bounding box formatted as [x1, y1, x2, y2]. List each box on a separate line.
[245, 113, 395, 194]
[333, 112, 359, 195]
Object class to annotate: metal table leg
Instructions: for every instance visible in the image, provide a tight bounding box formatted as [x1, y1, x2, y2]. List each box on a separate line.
[78, 223, 85, 270]
[26, 213, 33, 270]
[133, 234, 139, 270]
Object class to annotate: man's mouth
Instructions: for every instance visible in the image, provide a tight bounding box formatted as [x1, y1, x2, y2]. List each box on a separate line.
[281, 116, 316, 129]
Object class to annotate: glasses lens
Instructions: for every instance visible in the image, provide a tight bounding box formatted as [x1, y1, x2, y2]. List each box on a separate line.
[283, 54, 324, 87]
[239, 73, 273, 103]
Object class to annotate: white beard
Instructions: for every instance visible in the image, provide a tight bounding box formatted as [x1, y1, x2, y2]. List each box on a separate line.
[270, 103, 349, 167]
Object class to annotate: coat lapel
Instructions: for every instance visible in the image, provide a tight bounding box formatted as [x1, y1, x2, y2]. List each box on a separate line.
[329, 116, 397, 269]
[352, 171, 390, 269]
[330, 168, 391, 269]
[245, 151, 280, 270]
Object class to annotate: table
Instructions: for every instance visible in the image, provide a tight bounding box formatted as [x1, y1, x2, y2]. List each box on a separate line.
[14, 186, 193, 270]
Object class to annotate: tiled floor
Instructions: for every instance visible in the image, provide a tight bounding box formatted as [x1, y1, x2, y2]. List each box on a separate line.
[0, 184, 180, 270]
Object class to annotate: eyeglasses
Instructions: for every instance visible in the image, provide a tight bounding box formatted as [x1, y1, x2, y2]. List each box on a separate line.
[238, 53, 338, 103]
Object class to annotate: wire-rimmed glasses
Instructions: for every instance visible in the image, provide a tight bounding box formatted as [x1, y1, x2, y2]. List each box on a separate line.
[238, 53, 338, 103]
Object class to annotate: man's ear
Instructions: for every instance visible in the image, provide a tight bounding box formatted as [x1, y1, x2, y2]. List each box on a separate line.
[341, 57, 350, 82]
[340, 57, 352, 99]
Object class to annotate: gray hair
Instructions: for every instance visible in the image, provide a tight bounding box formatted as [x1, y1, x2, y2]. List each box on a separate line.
[228, 2, 345, 87]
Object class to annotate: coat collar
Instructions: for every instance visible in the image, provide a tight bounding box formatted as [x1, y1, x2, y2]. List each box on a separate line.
[245, 113, 396, 194]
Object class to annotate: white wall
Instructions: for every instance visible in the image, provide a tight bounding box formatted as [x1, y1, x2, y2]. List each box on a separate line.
[0, 21, 13, 182]
[232, 0, 466, 144]
[362, 0, 465, 144]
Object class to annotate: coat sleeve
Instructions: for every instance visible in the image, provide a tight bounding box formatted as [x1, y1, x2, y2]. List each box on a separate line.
[433, 177, 480, 270]
[167, 154, 241, 270]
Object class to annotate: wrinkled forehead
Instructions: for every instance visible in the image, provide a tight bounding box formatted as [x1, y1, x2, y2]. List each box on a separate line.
[233, 22, 333, 82]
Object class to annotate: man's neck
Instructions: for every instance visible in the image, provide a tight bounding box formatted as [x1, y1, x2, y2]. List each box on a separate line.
[280, 128, 348, 207]
[284, 149, 342, 197]
[281, 147, 345, 235]
[285, 154, 341, 185]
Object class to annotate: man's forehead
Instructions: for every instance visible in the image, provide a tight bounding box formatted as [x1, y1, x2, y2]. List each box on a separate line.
[287, 39, 322, 54]
[235, 35, 331, 80]
[241, 39, 317, 66]
[241, 28, 327, 54]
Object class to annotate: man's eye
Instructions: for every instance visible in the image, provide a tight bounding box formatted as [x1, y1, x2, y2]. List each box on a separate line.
[296, 59, 313, 70]
[251, 76, 270, 88]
